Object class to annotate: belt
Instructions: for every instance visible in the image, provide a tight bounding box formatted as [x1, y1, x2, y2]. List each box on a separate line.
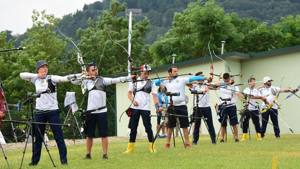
[86, 106, 107, 114]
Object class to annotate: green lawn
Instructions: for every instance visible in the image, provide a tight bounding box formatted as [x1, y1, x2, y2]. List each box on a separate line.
[1, 135, 300, 169]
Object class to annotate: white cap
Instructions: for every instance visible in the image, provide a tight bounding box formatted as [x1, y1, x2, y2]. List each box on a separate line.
[263, 76, 273, 83]
[140, 64, 152, 72]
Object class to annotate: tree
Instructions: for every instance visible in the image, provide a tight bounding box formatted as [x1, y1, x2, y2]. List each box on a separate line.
[241, 23, 284, 52]
[149, 0, 242, 65]
[78, 1, 149, 74]
[273, 15, 300, 46]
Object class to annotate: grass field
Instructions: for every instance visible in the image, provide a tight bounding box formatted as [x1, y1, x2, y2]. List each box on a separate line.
[1, 134, 300, 169]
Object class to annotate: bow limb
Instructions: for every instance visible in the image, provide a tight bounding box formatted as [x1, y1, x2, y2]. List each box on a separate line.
[207, 40, 221, 104]
[209, 62, 214, 82]
[56, 29, 87, 94]
[205, 40, 214, 83]
[207, 40, 232, 74]
[212, 50, 231, 73]
[273, 76, 285, 107]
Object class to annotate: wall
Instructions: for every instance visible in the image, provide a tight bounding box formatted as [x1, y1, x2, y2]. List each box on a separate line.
[241, 52, 300, 134]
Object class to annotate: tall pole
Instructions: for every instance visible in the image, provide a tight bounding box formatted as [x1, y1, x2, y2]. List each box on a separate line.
[172, 53, 176, 65]
[128, 11, 132, 76]
[221, 41, 226, 55]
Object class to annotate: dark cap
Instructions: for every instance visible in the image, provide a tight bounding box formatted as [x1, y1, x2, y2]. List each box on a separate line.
[36, 60, 48, 72]
[86, 62, 97, 71]
[223, 73, 230, 80]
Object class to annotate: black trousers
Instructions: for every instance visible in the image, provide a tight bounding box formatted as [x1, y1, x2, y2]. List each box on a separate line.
[241, 109, 261, 134]
[32, 110, 67, 164]
[218, 105, 238, 127]
[128, 109, 154, 143]
[261, 108, 280, 137]
[192, 107, 216, 144]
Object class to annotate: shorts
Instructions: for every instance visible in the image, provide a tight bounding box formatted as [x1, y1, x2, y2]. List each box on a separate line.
[167, 105, 189, 128]
[85, 112, 108, 138]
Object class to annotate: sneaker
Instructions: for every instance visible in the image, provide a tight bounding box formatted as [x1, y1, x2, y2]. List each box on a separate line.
[149, 143, 157, 153]
[256, 133, 262, 141]
[220, 139, 225, 143]
[235, 139, 239, 142]
[192, 141, 198, 145]
[123, 143, 135, 154]
[29, 162, 38, 166]
[85, 154, 91, 159]
[241, 133, 249, 141]
[102, 154, 108, 160]
[61, 161, 68, 165]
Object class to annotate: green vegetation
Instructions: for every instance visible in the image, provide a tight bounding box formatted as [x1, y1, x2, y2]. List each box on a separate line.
[1, 135, 300, 169]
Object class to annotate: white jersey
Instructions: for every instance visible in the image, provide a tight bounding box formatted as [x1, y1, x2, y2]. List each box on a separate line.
[80, 76, 130, 114]
[20, 73, 69, 111]
[219, 83, 240, 105]
[243, 87, 260, 111]
[128, 78, 156, 111]
[259, 86, 281, 110]
[192, 84, 210, 108]
[161, 77, 190, 106]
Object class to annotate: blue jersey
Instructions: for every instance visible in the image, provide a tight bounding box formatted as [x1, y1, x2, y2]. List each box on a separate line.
[157, 92, 169, 108]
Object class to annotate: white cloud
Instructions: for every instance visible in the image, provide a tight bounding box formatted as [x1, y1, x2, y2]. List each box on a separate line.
[0, 0, 100, 35]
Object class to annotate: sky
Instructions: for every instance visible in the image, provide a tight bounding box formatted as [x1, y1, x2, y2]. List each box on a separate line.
[0, 0, 100, 35]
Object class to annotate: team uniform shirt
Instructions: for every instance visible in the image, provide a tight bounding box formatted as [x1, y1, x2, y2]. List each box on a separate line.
[78, 76, 130, 114]
[128, 77, 156, 111]
[219, 83, 240, 105]
[20, 73, 69, 111]
[160, 77, 190, 106]
[243, 87, 260, 111]
[192, 84, 210, 108]
[259, 86, 281, 110]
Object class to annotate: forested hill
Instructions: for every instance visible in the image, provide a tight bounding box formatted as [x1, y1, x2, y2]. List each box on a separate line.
[57, 0, 300, 43]
[219, 0, 300, 23]
[57, 0, 191, 43]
